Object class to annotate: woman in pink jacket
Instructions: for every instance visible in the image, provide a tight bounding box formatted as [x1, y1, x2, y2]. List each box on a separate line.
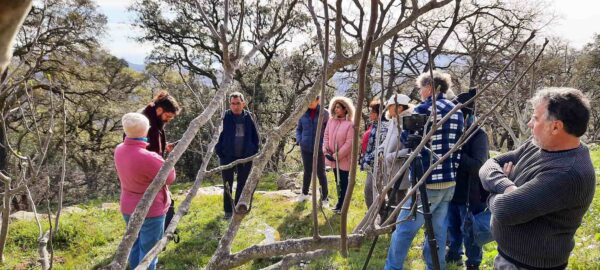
[114, 112, 176, 270]
[323, 96, 355, 213]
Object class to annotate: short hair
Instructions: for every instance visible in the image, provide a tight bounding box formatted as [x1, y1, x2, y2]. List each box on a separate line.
[151, 90, 181, 114]
[529, 87, 591, 137]
[122, 113, 150, 138]
[229, 91, 245, 102]
[369, 99, 381, 115]
[416, 70, 452, 94]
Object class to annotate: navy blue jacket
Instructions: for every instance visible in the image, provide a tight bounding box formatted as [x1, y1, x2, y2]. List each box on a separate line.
[295, 106, 329, 153]
[405, 94, 464, 184]
[452, 127, 489, 213]
[215, 110, 260, 165]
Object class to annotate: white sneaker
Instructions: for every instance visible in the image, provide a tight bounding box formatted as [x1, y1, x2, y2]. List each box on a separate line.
[321, 199, 330, 208]
[296, 194, 310, 202]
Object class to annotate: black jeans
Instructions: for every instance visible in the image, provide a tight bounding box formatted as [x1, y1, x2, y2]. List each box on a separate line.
[222, 161, 253, 214]
[333, 169, 349, 210]
[301, 150, 329, 200]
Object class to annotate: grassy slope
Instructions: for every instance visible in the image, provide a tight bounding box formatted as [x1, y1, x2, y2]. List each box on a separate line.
[2, 148, 599, 270]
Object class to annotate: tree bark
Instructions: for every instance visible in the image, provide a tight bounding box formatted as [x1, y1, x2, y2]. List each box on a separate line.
[340, 0, 378, 257]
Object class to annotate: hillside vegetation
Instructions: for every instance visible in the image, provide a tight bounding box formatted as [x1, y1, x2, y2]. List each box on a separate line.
[2, 147, 599, 269]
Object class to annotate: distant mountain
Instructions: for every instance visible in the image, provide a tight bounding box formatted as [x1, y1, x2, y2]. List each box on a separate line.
[127, 61, 145, 72]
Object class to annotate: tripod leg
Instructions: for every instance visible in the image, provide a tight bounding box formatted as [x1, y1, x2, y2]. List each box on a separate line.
[413, 156, 441, 270]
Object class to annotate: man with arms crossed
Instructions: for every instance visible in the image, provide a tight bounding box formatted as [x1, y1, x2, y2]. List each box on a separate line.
[480, 87, 595, 270]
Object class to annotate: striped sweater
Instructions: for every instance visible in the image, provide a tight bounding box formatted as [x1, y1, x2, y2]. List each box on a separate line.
[479, 140, 596, 268]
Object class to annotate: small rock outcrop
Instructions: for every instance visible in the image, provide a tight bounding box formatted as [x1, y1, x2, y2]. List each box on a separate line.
[276, 172, 302, 190]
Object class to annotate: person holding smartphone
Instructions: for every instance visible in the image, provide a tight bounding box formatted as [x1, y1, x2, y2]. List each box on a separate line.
[141, 90, 181, 157]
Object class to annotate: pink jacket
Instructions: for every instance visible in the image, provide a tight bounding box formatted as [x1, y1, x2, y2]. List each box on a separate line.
[323, 96, 356, 171]
[114, 138, 176, 217]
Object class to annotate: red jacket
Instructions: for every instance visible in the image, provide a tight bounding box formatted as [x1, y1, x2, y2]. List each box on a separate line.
[361, 124, 373, 154]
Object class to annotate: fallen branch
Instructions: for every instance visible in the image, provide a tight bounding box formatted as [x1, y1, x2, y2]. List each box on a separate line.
[261, 249, 333, 270]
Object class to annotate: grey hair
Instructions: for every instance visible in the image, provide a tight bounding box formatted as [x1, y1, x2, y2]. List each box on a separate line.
[229, 91, 245, 102]
[529, 87, 591, 137]
[122, 112, 150, 138]
[415, 70, 453, 94]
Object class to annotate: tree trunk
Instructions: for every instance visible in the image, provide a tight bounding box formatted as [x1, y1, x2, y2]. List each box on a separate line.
[0, 179, 10, 263]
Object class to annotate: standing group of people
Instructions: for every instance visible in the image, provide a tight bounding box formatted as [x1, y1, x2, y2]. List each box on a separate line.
[372, 71, 594, 270]
[113, 68, 595, 270]
[294, 70, 490, 269]
[114, 91, 180, 270]
[296, 95, 357, 212]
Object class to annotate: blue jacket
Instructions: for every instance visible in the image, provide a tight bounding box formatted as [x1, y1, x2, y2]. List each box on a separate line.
[215, 110, 260, 165]
[296, 106, 329, 153]
[403, 93, 464, 184]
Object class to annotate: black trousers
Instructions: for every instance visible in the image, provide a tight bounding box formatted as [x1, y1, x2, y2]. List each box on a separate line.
[222, 161, 253, 214]
[301, 150, 329, 199]
[333, 169, 349, 210]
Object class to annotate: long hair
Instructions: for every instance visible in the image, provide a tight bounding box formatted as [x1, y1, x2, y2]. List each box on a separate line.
[149, 90, 181, 114]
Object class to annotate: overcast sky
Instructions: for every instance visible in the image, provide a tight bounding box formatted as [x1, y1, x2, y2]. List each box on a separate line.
[99, 0, 600, 65]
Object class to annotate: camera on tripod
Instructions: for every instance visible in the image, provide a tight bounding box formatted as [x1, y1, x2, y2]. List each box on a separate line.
[402, 114, 428, 149]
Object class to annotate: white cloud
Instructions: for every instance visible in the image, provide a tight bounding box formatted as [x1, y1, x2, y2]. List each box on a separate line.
[97, 0, 600, 64]
[541, 0, 600, 48]
[97, 0, 151, 64]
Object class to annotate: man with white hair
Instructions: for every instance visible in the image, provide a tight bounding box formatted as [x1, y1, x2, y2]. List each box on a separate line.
[385, 70, 464, 270]
[480, 87, 595, 270]
[114, 113, 176, 270]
